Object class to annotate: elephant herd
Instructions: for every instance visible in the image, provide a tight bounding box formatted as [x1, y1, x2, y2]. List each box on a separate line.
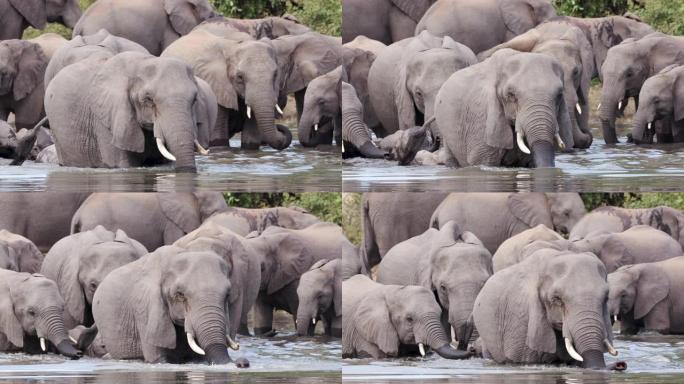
[341, 0, 683, 168]
[343, 192, 684, 370]
[0, 192, 346, 366]
[0, 0, 344, 171]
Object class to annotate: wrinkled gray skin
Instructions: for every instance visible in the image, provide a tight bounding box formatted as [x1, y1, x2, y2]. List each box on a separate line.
[377, 222, 492, 351]
[0, 269, 82, 359]
[0, 230, 43, 273]
[74, 0, 218, 56]
[202, 206, 321, 237]
[71, 192, 228, 251]
[479, 22, 595, 149]
[492, 224, 564, 272]
[298, 66, 344, 148]
[296, 259, 342, 337]
[0, 120, 39, 165]
[35, 144, 58, 164]
[632, 65, 684, 144]
[608, 257, 684, 335]
[342, 0, 436, 44]
[40, 226, 148, 329]
[436, 49, 574, 168]
[195, 15, 311, 39]
[362, 192, 449, 269]
[416, 0, 557, 54]
[343, 36, 386, 133]
[342, 241, 366, 280]
[341, 82, 388, 159]
[474, 249, 616, 368]
[0, 0, 82, 40]
[431, 193, 586, 254]
[569, 205, 684, 248]
[600, 34, 684, 144]
[376, 125, 429, 165]
[93, 246, 243, 366]
[342, 275, 471, 360]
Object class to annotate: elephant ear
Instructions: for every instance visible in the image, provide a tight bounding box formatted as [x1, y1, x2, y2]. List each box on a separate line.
[56, 247, 86, 325]
[114, 229, 149, 256]
[10, 236, 44, 274]
[390, 0, 433, 23]
[599, 236, 629, 273]
[267, 234, 311, 294]
[163, 0, 202, 36]
[158, 194, 202, 235]
[500, 0, 537, 36]
[194, 41, 239, 111]
[394, 65, 416, 131]
[13, 42, 48, 101]
[0, 281, 23, 348]
[508, 193, 554, 229]
[137, 249, 176, 349]
[276, 36, 341, 94]
[634, 264, 670, 320]
[525, 282, 556, 355]
[355, 291, 399, 356]
[194, 192, 228, 221]
[484, 63, 514, 150]
[674, 74, 684, 122]
[9, 0, 46, 30]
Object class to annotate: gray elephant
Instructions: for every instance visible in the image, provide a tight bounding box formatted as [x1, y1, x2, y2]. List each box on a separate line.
[600, 34, 684, 144]
[435, 49, 573, 168]
[0, 120, 39, 165]
[608, 257, 684, 335]
[431, 193, 586, 254]
[342, 241, 366, 280]
[342, 274, 471, 360]
[296, 259, 341, 337]
[377, 221, 492, 350]
[492, 224, 564, 272]
[0, 230, 43, 273]
[45, 52, 206, 170]
[0, 0, 82, 40]
[474, 249, 618, 369]
[342, 0, 436, 44]
[202, 206, 321, 237]
[298, 66, 344, 148]
[35, 144, 58, 164]
[0, 269, 82, 359]
[343, 36, 386, 132]
[195, 15, 311, 39]
[632, 65, 684, 144]
[71, 192, 228, 251]
[40, 226, 148, 329]
[73, 0, 218, 56]
[92, 245, 245, 366]
[341, 81, 388, 159]
[415, 0, 557, 54]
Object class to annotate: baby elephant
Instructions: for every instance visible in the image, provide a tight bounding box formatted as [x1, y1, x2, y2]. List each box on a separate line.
[608, 257, 684, 335]
[632, 64, 684, 144]
[0, 229, 43, 273]
[296, 259, 341, 337]
[342, 274, 472, 360]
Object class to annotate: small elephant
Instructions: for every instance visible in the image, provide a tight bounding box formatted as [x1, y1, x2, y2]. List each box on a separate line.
[342, 274, 471, 360]
[0, 230, 43, 273]
[492, 224, 564, 272]
[474, 249, 617, 368]
[342, 0, 436, 44]
[0, 269, 82, 359]
[376, 125, 429, 166]
[0, 0, 82, 40]
[195, 15, 311, 40]
[608, 257, 684, 335]
[435, 49, 573, 168]
[0, 120, 39, 165]
[296, 259, 341, 337]
[377, 221, 492, 350]
[298, 66, 344, 148]
[202, 206, 321, 236]
[341, 81, 388, 159]
[40, 226, 148, 329]
[35, 144, 58, 164]
[632, 65, 684, 144]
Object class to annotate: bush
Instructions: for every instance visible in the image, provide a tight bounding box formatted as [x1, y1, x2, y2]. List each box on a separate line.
[223, 192, 342, 226]
[581, 193, 684, 210]
[553, 0, 632, 17]
[342, 193, 363, 246]
[629, 0, 684, 35]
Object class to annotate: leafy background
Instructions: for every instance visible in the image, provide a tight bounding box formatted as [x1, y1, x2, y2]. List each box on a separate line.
[224, 192, 342, 226]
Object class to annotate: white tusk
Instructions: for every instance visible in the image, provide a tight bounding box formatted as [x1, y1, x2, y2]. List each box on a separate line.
[565, 337, 584, 362]
[576, 103, 582, 115]
[555, 133, 566, 150]
[156, 138, 176, 162]
[613, 315, 618, 322]
[341, 140, 345, 153]
[194, 140, 209, 155]
[418, 343, 426, 357]
[246, 106, 252, 119]
[618, 101, 623, 110]
[597, 103, 601, 112]
[451, 327, 457, 343]
[276, 104, 284, 114]
[648, 122, 653, 131]
[604, 339, 618, 356]
[516, 130, 531, 154]
[312, 318, 317, 325]
[187, 333, 205, 355]
[40, 337, 47, 352]
[69, 336, 77, 344]
[226, 334, 240, 351]
[314, 123, 319, 132]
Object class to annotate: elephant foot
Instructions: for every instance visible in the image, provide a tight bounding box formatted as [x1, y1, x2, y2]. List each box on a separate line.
[235, 357, 250, 368]
[254, 327, 277, 337]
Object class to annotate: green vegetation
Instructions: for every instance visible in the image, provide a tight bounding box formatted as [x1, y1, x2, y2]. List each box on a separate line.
[223, 193, 342, 226]
[342, 193, 363, 246]
[582, 193, 684, 211]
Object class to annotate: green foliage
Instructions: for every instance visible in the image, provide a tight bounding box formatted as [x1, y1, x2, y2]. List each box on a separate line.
[629, 0, 684, 35]
[553, 0, 631, 17]
[22, 0, 95, 40]
[581, 193, 627, 211]
[342, 193, 362, 246]
[223, 193, 342, 226]
[210, 0, 288, 18]
[581, 193, 684, 211]
[286, 0, 341, 36]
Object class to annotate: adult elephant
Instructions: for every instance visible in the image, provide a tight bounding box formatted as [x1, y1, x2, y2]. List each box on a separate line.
[45, 52, 206, 170]
[296, 259, 341, 337]
[436, 49, 574, 168]
[40, 226, 148, 329]
[0, 230, 43, 273]
[70, 192, 228, 251]
[492, 224, 564, 272]
[202, 206, 320, 237]
[342, 0, 436, 44]
[0, 0, 82, 40]
[599, 34, 684, 144]
[474, 249, 620, 369]
[342, 274, 471, 360]
[343, 36, 386, 131]
[377, 222, 492, 351]
[632, 65, 684, 144]
[415, 0, 556, 54]
[431, 193, 586, 254]
[73, 0, 218, 56]
[195, 15, 310, 39]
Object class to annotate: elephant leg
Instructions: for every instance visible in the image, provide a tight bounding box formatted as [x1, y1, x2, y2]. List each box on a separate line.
[253, 295, 275, 336]
[241, 118, 262, 150]
[210, 107, 230, 147]
[295, 90, 306, 123]
[656, 119, 674, 144]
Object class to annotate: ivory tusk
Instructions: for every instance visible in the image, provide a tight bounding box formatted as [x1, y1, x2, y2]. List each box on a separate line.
[341, 140, 345, 153]
[613, 315, 618, 322]
[576, 103, 582, 115]
[564, 337, 584, 362]
[648, 122, 653, 131]
[516, 130, 531, 155]
[40, 337, 47, 352]
[312, 318, 317, 325]
[451, 327, 457, 343]
[604, 339, 618, 356]
[555, 133, 566, 150]
[618, 101, 623, 110]
[597, 103, 601, 112]
[418, 343, 426, 357]
[187, 333, 206, 355]
[276, 104, 284, 114]
[69, 336, 77, 344]
[226, 334, 240, 351]
[247, 106, 252, 119]
[156, 138, 176, 162]
[314, 124, 319, 132]
[194, 140, 209, 155]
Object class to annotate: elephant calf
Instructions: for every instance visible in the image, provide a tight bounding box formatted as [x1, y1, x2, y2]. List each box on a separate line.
[632, 64, 684, 144]
[296, 259, 341, 337]
[492, 224, 564, 272]
[0, 229, 43, 273]
[202, 205, 321, 236]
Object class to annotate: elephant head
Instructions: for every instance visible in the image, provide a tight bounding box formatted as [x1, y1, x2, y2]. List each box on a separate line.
[546, 193, 587, 235]
[0, 121, 39, 166]
[249, 226, 311, 295]
[298, 66, 344, 147]
[0, 270, 81, 358]
[632, 65, 684, 143]
[0, 40, 48, 102]
[379, 125, 429, 165]
[296, 259, 341, 336]
[499, 0, 557, 37]
[162, 0, 218, 36]
[8, 0, 82, 30]
[0, 230, 43, 273]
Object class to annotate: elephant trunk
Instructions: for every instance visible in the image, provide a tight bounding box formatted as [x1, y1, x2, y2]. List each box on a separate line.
[250, 93, 292, 150]
[632, 108, 654, 144]
[448, 292, 477, 351]
[341, 86, 386, 159]
[517, 102, 556, 168]
[599, 79, 623, 144]
[155, 105, 197, 172]
[296, 299, 317, 336]
[188, 300, 231, 365]
[297, 110, 319, 147]
[38, 306, 81, 359]
[564, 310, 607, 369]
[416, 312, 470, 360]
[566, 91, 592, 149]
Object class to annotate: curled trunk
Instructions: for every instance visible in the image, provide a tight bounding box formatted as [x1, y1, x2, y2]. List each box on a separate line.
[253, 98, 291, 150]
[341, 84, 386, 159]
[599, 81, 622, 144]
[517, 103, 556, 168]
[38, 306, 81, 359]
[155, 107, 197, 172]
[566, 93, 592, 149]
[417, 313, 471, 360]
[189, 301, 231, 365]
[631, 110, 653, 144]
[565, 311, 607, 369]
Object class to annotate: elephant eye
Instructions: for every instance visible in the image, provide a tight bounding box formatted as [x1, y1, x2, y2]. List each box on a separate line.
[317, 98, 325, 106]
[89, 282, 97, 290]
[27, 308, 36, 317]
[440, 284, 446, 292]
[175, 291, 185, 301]
[551, 295, 562, 305]
[406, 315, 414, 323]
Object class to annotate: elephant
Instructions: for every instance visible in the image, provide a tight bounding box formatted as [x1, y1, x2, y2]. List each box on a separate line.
[296, 258, 341, 337]
[92, 245, 246, 366]
[298, 66, 344, 148]
[195, 15, 311, 39]
[376, 125, 430, 165]
[430, 193, 586, 254]
[45, 52, 208, 170]
[35, 144, 58, 164]
[473, 248, 618, 369]
[342, 0, 436, 44]
[342, 274, 471, 360]
[0, 269, 82, 359]
[0, 120, 39, 165]
[569, 205, 684, 248]
[73, 0, 218, 56]
[377, 221, 492, 351]
[362, 192, 448, 268]
[368, 31, 477, 137]
[0, 193, 90, 252]
[608, 257, 684, 335]
[202, 206, 321, 237]
[599, 34, 684, 144]
[40, 226, 148, 329]
[342, 241, 366, 280]
[435, 49, 574, 168]
[0, 230, 43, 273]
[341, 81, 388, 159]
[0, 0, 82, 40]
[492, 224, 564, 272]
[478, 21, 595, 149]
[70, 192, 228, 251]
[632, 65, 684, 144]
[343, 36, 386, 131]
[415, 0, 557, 54]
